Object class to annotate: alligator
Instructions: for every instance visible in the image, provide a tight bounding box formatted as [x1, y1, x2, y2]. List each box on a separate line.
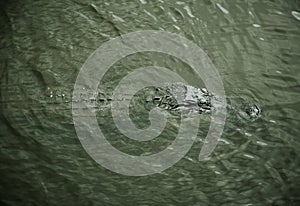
[47, 82, 261, 120]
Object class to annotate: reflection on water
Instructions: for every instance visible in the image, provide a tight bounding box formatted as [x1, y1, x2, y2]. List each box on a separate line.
[0, 0, 299, 205]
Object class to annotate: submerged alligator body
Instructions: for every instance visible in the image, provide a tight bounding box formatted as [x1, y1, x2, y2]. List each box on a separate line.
[47, 82, 261, 120]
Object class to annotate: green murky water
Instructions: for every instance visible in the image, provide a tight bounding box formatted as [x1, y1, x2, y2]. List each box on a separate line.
[1, 0, 299, 205]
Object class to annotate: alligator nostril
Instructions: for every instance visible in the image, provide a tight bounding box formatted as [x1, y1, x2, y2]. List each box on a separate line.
[246, 104, 261, 118]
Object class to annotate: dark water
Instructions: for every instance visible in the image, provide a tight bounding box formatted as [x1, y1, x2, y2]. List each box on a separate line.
[1, 0, 300, 205]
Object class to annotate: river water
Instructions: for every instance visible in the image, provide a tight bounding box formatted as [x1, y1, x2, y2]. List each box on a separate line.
[0, 0, 299, 205]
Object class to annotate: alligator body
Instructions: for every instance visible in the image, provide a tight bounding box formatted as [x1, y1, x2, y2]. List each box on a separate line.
[52, 82, 261, 120]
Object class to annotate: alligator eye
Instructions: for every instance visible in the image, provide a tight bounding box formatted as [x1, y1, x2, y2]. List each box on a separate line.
[201, 88, 207, 93]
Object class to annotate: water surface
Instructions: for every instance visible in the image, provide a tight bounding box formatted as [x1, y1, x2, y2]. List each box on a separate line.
[0, 0, 299, 205]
